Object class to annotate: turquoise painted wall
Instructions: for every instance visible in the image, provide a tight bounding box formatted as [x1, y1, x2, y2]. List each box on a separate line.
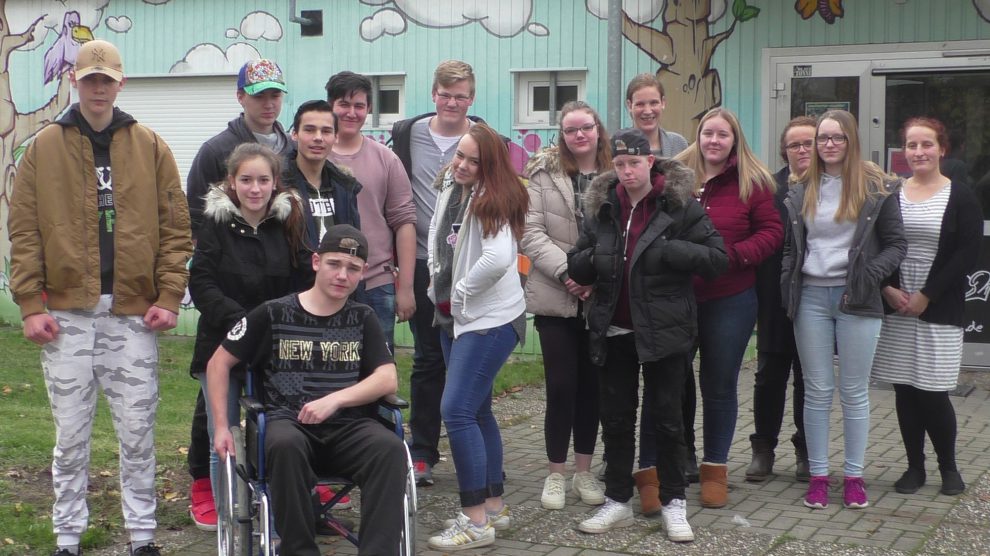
[3, 0, 990, 334]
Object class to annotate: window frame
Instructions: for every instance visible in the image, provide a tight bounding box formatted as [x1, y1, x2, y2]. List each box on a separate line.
[512, 68, 588, 128]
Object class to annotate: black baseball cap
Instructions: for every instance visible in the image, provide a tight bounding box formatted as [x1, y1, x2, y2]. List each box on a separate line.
[316, 225, 369, 261]
[610, 128, 652, 157]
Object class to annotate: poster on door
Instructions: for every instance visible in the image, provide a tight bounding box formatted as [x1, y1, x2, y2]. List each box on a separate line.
[963, 232, 990, 345]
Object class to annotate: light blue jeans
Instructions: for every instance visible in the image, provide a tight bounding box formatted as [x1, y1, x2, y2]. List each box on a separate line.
[793, 285, 881, 478]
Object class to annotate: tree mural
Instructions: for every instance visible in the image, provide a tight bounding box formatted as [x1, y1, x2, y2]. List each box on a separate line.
[0, 0, 100, 299]
[589, 0, 759, 138]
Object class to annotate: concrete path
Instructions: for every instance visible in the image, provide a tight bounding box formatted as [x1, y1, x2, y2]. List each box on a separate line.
[144, 362, 990, 555]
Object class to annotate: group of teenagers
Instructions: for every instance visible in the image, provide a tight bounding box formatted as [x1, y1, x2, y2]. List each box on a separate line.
[6, 37, 982, 556]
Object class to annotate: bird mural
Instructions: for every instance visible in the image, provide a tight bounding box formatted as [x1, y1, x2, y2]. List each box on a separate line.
[42, 11, 94, 84]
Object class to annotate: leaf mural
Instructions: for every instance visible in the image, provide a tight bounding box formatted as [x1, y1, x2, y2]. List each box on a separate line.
[795, 0, 844, 24]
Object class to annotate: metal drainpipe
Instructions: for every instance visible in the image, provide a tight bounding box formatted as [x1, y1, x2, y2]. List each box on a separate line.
[289, 0, 312, 26]
[606, 0, 622, 132]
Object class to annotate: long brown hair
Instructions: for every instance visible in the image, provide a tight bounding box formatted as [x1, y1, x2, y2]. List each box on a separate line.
[463, 124, 528, 240]
[558, 101, 611, 177]
[224, 143, 308, 263]
[799, 110, 890, 221]
[674, 107, 775, 202]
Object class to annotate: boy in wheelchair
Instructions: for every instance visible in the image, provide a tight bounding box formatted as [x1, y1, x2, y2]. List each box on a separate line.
[207, 224, 408, 556]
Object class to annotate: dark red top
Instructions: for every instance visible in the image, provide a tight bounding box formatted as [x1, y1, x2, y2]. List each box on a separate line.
[692, 158, 783, 303]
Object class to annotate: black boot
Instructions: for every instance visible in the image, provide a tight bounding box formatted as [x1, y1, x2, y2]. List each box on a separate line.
[792, 435, 810, 483]
[894, 467, 927, 494]
[745, 436, 776, 482]
[940, 469, 965, 496]
[685, 448, 699, 484]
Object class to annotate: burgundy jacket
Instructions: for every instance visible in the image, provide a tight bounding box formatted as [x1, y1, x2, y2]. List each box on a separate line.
[692, 158, 783, 303]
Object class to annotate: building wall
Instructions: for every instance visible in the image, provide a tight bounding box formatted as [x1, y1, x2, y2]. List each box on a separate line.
[3, 0, 990, 328]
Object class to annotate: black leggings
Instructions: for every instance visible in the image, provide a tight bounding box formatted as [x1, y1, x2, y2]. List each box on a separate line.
[893, 384, 958, 472]
[535, 315, 600, 464]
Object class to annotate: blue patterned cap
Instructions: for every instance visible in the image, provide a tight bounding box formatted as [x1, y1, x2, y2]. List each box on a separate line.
[237, 59, 287, 95]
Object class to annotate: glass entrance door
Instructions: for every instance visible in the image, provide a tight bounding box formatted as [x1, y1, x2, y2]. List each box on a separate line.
[770, 58, 882, 169]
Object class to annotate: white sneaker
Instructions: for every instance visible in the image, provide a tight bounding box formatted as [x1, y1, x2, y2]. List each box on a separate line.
[541, 472, 566, 509]
[577, 498, 634, 534]
[661, 498, 695, 542]
[443, 505, 511, 531]
[428, 513, 495, 551]
[572, 471, 606, 505]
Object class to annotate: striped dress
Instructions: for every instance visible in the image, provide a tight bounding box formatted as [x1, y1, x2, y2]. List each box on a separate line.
[872, 185, 962, 391]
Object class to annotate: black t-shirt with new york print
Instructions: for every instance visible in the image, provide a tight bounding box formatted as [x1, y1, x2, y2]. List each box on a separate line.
[221, 294, 393, 424]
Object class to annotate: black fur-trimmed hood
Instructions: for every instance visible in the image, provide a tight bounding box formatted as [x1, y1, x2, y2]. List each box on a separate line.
[583, 157, 696, 216]
[203, 185, 297, 225]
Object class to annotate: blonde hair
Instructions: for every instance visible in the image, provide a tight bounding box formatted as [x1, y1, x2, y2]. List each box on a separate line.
[674, 107, 775, 202]
[433, 60, 475, 96]
[799, 110, 890, 221]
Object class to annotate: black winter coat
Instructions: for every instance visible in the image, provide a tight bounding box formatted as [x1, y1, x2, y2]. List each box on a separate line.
[282, 150, 363, 249]
[755, 167, 796, 353]
[568, 159, 728, 365]
[188, 188, 314, 375]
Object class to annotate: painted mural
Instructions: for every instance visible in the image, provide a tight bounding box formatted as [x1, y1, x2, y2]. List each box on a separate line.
[0, 0, 106, 306]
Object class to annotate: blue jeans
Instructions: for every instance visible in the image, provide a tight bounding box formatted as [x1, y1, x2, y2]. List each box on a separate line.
[697, 287, 757, 464]
[196, 371, 243, 494]
[440, 323, 517, 507]
[355, 283, 396, 351]
[793, 285, 880, 478]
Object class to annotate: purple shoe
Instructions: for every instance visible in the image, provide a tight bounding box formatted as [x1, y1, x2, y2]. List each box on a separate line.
[804, 475, 829, 509]
[843, 477, 869, 508]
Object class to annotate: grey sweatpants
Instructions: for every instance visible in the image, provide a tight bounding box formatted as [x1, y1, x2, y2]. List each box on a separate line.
[42, 295, 159, 546]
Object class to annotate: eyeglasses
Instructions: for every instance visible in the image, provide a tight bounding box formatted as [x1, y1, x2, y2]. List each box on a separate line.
[562, 123, 597, 136]
[436, 92, 472, 104]
[785, 140, 814, 152]
[816, 134, 848, 145]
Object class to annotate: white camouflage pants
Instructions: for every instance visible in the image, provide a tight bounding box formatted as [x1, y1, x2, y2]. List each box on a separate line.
[42, 295, 158, 542]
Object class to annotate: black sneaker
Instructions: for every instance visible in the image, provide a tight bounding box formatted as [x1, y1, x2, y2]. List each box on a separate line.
[130, 543, 162, 556]
[52, 550, 79, 556]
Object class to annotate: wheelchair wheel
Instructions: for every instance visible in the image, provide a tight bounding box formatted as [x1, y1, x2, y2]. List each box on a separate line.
[217, 426, 252, 556]
[399, 445, 418, 555]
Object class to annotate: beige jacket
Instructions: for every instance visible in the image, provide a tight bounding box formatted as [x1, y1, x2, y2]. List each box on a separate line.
[519, 147, 581, 318]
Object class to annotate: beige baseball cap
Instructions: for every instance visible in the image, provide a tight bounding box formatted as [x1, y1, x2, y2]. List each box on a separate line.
[74, 40, 124, 82]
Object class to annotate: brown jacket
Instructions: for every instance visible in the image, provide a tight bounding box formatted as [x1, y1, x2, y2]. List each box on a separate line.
[8, 112, 192, 318]
[520, 147, 581, 318]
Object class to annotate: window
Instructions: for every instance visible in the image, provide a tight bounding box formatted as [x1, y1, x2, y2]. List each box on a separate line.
[513, 69, 587, 127]
[365, 74, 405, 129]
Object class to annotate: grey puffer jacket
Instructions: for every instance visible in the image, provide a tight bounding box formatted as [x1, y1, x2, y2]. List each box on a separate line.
[520, 146, 582, 317]
[781, 178, 907, 319]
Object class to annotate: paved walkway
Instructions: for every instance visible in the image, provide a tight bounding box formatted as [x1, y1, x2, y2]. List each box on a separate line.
[155, 362, 990, 555]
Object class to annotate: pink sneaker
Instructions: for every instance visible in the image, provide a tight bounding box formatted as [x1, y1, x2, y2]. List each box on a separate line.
[316, 484, 352, 509]
[843, 477, 869, 509]
[803, 475, 829, 509]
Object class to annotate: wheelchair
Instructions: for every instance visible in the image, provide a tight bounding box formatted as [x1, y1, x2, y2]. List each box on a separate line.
[216, 373, 417, 556]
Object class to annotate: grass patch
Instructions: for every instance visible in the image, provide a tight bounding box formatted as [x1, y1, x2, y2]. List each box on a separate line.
[0, 325, 544, 555]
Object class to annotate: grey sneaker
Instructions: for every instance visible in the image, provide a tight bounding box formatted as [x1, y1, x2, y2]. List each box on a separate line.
[572, 471, 605, 505]
[661, 498, 695, 542]
[541, 472, 566, 509]
[428, 513, 495, 551]
[577, 498, 634, 534]
[443, 505, 511, 531]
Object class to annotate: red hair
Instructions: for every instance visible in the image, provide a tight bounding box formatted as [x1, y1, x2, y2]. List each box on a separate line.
[900, 116, 950, 152]
[466, 124, 529, 240]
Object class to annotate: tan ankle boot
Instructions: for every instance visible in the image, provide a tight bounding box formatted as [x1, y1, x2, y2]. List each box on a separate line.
[633, 467, 661, 516]
[699, 462, 728, 508]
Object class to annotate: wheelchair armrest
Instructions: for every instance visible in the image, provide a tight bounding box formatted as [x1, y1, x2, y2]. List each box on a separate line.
[240, 396, 265, 414]
[378, 393, 409, 410]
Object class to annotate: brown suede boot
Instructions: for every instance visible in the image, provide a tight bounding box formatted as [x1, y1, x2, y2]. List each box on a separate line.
[633, 467, 661, 516]
[699, 462, 729, 508]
